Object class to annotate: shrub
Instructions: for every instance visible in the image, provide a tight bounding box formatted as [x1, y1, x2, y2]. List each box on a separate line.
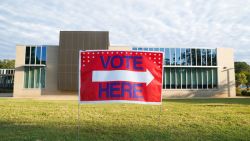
[241, 90, 250, 96]
[236, 88, 242, 96]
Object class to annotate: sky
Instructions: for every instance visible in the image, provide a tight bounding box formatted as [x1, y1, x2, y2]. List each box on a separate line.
[0, 0, 250, 63]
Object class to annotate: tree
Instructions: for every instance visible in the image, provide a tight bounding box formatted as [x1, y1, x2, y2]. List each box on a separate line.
[235, 72, 248, 88]
[244, 72, 250, 90]
[234, 62, 250, 73]
[0, 59, 15, 69]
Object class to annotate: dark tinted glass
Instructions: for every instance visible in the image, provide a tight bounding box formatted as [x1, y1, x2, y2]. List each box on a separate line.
[176, 48, 181, 65]
[207, 49, 212, 66]
[202, 49, 207, 66]
[25, 47, 30, 64]
[31, 47, 36, 64]
[36, 46, 41, 64]
[186, 48, 191, 65]
[197, 49, 201, 66]
[171, 48, 175, 65]
[212, 49, 217, 66]
[41, 46, 47, 65]
[191, 49, 196, 66]
[181, 48, 186, 65]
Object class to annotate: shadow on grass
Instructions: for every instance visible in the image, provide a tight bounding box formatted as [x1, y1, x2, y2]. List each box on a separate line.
[0, 121, 168, 141]
[163, 98, 250, 105]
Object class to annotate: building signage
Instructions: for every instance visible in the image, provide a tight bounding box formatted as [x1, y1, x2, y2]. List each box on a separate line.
[79, 51, 163, 104]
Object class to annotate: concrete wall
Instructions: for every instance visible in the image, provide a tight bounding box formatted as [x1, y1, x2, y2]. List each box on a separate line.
[42, 46, 59, 95]
[109, 45, 132, 51]
[217, 48, 236, 97]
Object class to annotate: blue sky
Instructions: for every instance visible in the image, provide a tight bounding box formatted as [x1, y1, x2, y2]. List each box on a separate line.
[0, 0, 250, 63]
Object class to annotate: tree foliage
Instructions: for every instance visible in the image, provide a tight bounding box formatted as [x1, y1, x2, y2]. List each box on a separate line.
[234, 62, 250, 73]
[235, 62, 250, 89]
[0, 59, 15, 69]
[235, 72, 248, 87]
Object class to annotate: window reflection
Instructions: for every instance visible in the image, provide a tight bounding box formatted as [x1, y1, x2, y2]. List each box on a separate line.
[36, 46, 41, 64]
[197, 49, 201, 66]
[31, 46, 36, 64]
[207, 49, 212, 66]
[165, 48, 170, 65]
[186, 48, 191, 66]
[191, 49, 196, 66]
[41, 46, 47, 65]
[154, 48, 159, 51]
[171, 48, 175, 65]
[211, 49, 217, 66]
[202, 49, 207, 66]
[176, 48, 181, 65]
[25, 47, 30, 64]
[181, 48, 186, 65]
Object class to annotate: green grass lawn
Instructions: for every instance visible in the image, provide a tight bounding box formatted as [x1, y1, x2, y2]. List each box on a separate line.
[0, 98, 250, 141]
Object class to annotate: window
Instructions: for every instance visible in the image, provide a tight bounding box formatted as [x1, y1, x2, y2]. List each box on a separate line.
[197, 68, 202, 89]
[171, 48, 175, 65]
[24, 67, 45, 88]
[207, 49, 212, 66]
[154, 48, 159, 51]
[192, 68, 197, 89]
[36, 46, 41, 64]
[162, 68, 217, 90]
[181, 48, 186, 65]
[166, 68, 170, 89]
[24, 46, 47, 88]
[176, 48, 181, 65]
[197, 49, 201, 66]
[191, 49, 196, 66]
[211, 49, 217, 66]
[208, 69, 212, 88]
[187, 68, 192, 88]
[165, 48, 170, 65]
[186, 48, 191, 66]
[202, 49, 207, 66]
[131, 47, 219, 90]
[160, 48, 164, 52]
[181, 68, 186, 89]
[171, 68, 175, 88]
[213, 68, 217, 88]
[176, 68, 181, 88]
[132, 47, 137, 50]
[31, 46, 36, 64]
[41, 46, 47, 65]
[25, 46, 47, 65]
[202, 69, 207, 89]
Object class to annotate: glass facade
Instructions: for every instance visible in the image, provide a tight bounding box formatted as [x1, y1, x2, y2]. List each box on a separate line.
[24, 46, 47, 88]
[132, 47, 218, 89]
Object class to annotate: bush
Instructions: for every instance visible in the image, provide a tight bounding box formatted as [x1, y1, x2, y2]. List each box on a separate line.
[241, 90, 250, 96]
[236, 88, 242, 96]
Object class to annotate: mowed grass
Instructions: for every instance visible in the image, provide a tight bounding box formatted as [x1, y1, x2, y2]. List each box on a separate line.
[0, 98, 250, 141]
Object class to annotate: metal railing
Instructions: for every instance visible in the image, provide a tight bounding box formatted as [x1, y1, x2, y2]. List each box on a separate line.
[0, 69, 15, 93]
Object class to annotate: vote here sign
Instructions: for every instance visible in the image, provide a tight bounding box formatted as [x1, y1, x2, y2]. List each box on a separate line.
[79, 50, 163, 104]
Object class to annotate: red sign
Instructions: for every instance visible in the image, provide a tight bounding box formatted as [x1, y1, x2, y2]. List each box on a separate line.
[79, 51, 163, 104]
